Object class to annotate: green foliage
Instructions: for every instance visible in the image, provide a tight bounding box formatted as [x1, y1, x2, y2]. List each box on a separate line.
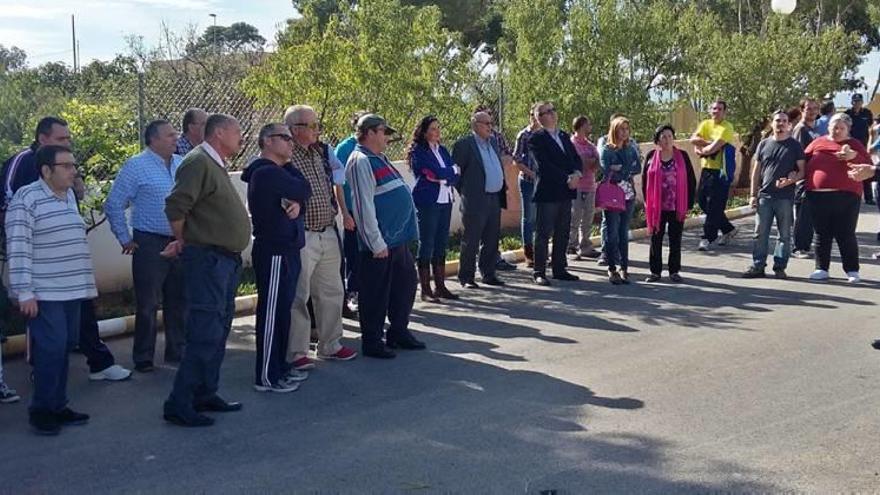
[188, 22, 266, 56]
[60, 99, 140, 229]
[246, 0, 480, 149]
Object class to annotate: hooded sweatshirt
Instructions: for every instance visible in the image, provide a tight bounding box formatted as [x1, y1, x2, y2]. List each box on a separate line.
[241, 157, 312, 254]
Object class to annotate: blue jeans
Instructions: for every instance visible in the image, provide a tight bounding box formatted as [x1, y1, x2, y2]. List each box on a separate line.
[519, 178, 536, 246]
[752, 197, 793, 270]
[416, 202, 453, 262]
[602, 199, 635, 271]
[29, 300, 82, 413]
[165, 245, 241, 417]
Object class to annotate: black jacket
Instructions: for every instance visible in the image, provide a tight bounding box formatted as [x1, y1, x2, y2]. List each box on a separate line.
[641, 149, 697, 209]
[241, 158, 312, 254]
[452, 134, 508, 211]
[528, 129, 581, 203]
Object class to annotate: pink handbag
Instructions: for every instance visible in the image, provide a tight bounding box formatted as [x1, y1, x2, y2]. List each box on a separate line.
[595, 180, 626, 212]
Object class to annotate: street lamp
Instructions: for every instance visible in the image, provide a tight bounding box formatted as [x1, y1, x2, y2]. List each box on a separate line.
[771, 0, 797, 15]
[209, 13, 218, 56]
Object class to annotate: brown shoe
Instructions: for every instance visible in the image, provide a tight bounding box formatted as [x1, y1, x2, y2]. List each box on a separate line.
[524, 244, 535, 268]
[432, 258, 459, 300]
[418, 261, 439, 302]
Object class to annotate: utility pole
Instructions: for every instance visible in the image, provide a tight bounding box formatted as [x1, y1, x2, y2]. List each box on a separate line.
[71, 14, 78, 72]
[209, 13, 218, 57]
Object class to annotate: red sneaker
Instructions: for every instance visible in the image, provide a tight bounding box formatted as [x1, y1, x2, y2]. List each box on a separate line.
[318, 346, 358, 361]
[291, 356, 315, 370]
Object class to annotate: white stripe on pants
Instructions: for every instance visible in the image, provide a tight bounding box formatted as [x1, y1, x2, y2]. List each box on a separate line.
[288, 230, 344, 360]
[261, 256, 281, 387]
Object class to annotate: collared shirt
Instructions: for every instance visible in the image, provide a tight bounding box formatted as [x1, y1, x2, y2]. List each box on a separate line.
[290, 142, 336, 230]
[547, 128, 565, 150]
[201, 142, 226, 169]
[429, 143, 454, 204]
[513, 126, 536, 182]
[473, 132, 504, 193]
[176, 135, 195, 156]
[5, 179, 97, 302]
[104, 148, 182, 244]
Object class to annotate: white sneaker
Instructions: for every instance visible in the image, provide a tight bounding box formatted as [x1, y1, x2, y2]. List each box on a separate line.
[698, 239, 710, 251]
[846, 271, 861, 283]
[254, 381, 299, 393]
[717, 227, 738, 246]
[89, 364, 132, 381]
[0, 382, 20, 403]
[809, 270, 829, 281]
[281, 369, 309, 385]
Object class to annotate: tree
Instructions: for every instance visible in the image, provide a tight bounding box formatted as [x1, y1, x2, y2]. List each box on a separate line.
[245, 0, 480, 148]
[0, 45, 27, 73]
[187, 22, 266, 56]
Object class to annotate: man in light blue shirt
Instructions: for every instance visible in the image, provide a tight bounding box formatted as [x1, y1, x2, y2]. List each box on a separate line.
[104, 119, 186, 372]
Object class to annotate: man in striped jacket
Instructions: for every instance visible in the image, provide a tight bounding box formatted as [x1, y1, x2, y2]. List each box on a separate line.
[5, 144, 97, 435]
[346, 114, 423, 359]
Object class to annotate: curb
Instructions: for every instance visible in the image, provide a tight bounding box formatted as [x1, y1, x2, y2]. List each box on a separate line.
[2, 205, 754, 358]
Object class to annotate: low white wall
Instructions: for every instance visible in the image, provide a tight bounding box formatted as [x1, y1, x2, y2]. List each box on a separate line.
[88, 142, 742, 293]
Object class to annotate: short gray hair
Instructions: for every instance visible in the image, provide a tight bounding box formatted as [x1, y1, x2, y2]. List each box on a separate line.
[283, 105, 315, 127]
[471, 111, 491, 129]
[204, 113, 238, 138]
[828, 112, 852, 130]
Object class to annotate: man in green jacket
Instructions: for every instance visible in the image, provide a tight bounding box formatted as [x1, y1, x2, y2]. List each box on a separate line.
[161, 113, 252, 427]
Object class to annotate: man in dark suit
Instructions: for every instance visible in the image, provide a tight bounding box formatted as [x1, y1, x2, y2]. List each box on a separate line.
[452, 112, 507, 288]
[528, 101, 582, 286]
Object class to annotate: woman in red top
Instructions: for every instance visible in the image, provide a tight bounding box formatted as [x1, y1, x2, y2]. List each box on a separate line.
[804, 113, 873, 282]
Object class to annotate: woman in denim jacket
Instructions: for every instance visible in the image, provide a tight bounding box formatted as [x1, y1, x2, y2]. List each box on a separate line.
[599, 116, 641, 284]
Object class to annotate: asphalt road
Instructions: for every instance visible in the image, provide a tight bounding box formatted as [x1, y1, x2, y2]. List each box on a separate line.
[1, 208, 879, 494]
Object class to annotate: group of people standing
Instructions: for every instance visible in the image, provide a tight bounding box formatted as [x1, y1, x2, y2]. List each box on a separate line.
[1, 92, 879, 435]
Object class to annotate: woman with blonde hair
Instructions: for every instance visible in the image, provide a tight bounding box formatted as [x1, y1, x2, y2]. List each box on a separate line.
[599, 116, 641, 284]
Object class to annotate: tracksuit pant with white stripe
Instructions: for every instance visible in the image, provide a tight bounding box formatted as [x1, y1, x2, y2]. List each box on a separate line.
[253, 243, 301, 388]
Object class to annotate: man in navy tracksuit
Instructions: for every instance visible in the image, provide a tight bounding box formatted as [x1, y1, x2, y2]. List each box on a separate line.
[241, 123, 311, 392]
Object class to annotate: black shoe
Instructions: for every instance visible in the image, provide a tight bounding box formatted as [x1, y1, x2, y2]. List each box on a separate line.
[29, 411, 61, 436]
[645, 274, 661, 283]
[194, 396, 243, 413]
[495, 259, 516, 271]
[609, 271, 623, 285]
[459, 279, 479, 289]
[582, 250, 602, 259]
[363, 345, 397, 359]
[773, 268, 788, 279]
[566, 247, 578, 255]
[387, 334, 426, 350]
[481, 276, 505, 286]
[669, 273, 683, 283]
[872, 339, 880, 350]
[135, 361, 155, 373]
[533, 273, 551, 286]
[55, 407, 89, 426]
[866, 199, 876, 205]
[552, 271, 579, 281]
[741, 266, 766, 279]
[164, 411, 214, 427]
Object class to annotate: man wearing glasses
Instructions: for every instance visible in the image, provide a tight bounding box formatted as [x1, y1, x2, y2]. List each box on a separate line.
[283, 105, 358, 374]
[5, 144, 97, 435]
[452, 111, 508, 288]
[104, 120, 186, 373]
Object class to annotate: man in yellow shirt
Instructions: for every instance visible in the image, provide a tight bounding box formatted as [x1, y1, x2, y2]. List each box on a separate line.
[690, 100, 738, 251]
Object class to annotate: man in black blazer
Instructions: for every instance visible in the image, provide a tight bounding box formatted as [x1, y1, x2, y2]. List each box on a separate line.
[528, 102, 582, 286]
[452, 112, 507, 288]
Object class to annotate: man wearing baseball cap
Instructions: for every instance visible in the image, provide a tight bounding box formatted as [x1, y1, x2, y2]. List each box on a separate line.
[845, 93, 875, 204]
[346, 114, 423, 359]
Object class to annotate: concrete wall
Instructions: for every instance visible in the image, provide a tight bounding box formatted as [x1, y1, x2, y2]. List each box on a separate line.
[87, 139, 742, 293]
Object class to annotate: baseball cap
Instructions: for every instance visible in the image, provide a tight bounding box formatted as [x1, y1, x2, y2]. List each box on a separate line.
[852, 93, 864, 102]
[356, 114, 397, 135]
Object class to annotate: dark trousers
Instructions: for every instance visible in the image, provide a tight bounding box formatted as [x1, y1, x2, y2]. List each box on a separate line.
[165, 245, 240, 416]
[253, 243, 299, 387]
[357, 245, 417, 350]
[342, 227, 360, 294]
[793, 186, 814, 252]
[29, 300, 81, 413]
[458, 193, 501, 282]
[649, 211, 684, 275]
[808, 191, 861, 273]
[78, 299, 115, 373]
[698, 169, 735, 242]
[533, 199, 572, 275]
[416, 202, 452, 262]
[863, 179, 874, 203]
[132, 230, 185, 365]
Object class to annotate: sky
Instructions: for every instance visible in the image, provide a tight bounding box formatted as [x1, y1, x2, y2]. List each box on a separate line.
[0, 0, 878, 105]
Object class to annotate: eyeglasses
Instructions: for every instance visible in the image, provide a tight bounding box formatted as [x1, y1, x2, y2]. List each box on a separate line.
[269, 133, 293, 142]
[53, 161, 78, 169]
[292, 122, 322, 131]
[476, 121, 494, 127]
[538, 107, 556, 116]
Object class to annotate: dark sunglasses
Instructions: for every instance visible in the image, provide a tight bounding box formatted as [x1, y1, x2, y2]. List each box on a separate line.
[269, 133, 293, 142]
[539, 107, 556, 116]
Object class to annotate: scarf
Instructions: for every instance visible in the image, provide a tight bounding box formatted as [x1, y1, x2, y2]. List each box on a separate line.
[646, 148, 688, 234]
